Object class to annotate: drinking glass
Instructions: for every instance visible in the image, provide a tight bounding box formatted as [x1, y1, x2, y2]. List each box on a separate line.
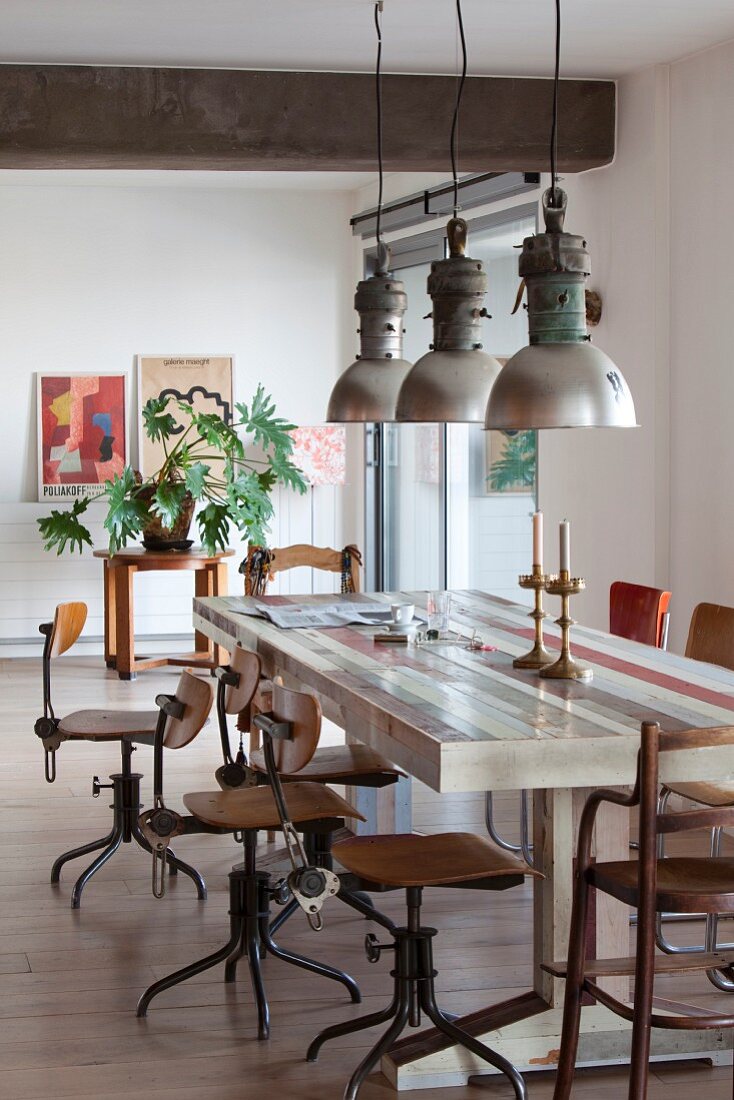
[427, 591, 451, 636]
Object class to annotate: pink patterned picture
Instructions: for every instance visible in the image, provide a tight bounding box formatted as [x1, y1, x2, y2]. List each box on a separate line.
[290, 425, 346, 487]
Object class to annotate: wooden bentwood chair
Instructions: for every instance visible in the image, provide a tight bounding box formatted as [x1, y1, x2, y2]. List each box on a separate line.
[656, 602, 734, 980]
[548, 720, 734, 1099]
[136, 666, 364, 1040]
[34, 602, 206, 908]
[485, 580, 672, 864]
[307, 834, 540, 1100]
[241, 542, 363, 596]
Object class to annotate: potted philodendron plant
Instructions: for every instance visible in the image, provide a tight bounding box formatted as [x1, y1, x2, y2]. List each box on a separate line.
[38, 385, 307, 556]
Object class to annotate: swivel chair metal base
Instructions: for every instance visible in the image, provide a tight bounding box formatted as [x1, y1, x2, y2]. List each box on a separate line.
[307, 887, 527, 1100]
[137, 831, 361, 1040]
[50, 740, 206, 909]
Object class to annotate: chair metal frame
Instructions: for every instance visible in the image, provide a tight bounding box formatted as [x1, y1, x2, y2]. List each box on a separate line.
[136, 670, 364, 1039]
[34, 608, 205, 908]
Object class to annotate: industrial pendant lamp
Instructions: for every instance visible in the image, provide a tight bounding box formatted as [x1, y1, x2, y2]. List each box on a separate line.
[326, 2, 412, 423]
[395, 0, 501, 423]
[484, 0, 637, 430]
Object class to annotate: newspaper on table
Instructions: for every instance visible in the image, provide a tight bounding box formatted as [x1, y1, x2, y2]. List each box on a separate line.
[219, 597, 400, 630]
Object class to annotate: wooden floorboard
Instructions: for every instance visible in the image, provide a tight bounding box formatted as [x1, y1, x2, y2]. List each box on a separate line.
[1, 654, 733, 1098]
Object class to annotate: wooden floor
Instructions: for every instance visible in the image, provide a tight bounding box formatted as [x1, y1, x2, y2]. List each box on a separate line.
[2, 655, 734, 1099]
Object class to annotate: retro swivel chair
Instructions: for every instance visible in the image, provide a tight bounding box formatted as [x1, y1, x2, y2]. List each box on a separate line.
[34, 602, 206, 908]
[136, 673, 365, 1039]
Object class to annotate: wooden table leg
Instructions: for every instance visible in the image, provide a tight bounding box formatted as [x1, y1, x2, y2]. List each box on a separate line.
[103, 560, 117, 669]
[210, 561, 230, 666]
[194, 567, 215, 661]
[114, 564, 136, 680]
[345, 724, 412, 837]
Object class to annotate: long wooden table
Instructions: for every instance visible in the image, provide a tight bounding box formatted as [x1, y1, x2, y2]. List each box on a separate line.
[193, 589, 734, 1091]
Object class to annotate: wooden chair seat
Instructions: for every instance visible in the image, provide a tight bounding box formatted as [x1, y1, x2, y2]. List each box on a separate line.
[183, 782, 364, 831]
[666, 780, 734, 806]
[332, 832, 540, 888]
[589, 856, 734, 913]
[249, 743, 406, 785]
[58, 709, 159, 740]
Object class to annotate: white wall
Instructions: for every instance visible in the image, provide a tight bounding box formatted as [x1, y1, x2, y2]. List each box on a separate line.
[539, 65, 671, 634]
[669, 39, 734, 651]
[0, 180, 358, 645]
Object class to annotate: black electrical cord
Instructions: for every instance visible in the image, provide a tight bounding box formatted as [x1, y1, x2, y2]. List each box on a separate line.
[450, 0, 468, 218]
[549, 0, 561, 206]
[374, 1, 384, 247]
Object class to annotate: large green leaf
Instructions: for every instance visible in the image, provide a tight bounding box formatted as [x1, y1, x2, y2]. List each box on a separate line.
[184, 462, 210, 500]
[197, 502, 231, 555]
[104, 468, 149, 553]
[190, 411, 244, 460]
[488, 431, 537, 492]
[235, 384, 297, 456]
[151, 480, 187, 529]
[142, 395, 177, 442]
[225, 470, 274, 546]
[268, 450, 308, 496]
[37, 498, 93, 555]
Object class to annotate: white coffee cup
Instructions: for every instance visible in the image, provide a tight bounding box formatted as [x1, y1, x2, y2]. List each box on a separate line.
[390, 602, 415, 626]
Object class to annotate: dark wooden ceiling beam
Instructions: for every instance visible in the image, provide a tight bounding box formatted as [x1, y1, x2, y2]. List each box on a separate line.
[0, 65, 615, 171]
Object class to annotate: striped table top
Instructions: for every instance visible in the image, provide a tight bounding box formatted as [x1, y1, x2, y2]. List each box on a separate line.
[193, 590, 734, 794]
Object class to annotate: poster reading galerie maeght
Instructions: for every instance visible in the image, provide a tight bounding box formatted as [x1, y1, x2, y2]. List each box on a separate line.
[137, 355, 234, 477]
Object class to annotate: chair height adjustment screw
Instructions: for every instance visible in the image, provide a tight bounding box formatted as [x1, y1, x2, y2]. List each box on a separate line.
[92, 776, 113, 798]
[270, 878, 291, 905]
[364, 932, 393, 964]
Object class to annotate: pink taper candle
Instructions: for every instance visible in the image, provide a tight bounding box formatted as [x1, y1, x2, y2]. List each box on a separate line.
[560, 519, 570, 574]
[532, 511, 543, 569]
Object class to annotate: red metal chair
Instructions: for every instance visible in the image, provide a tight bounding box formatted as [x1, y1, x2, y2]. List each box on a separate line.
[609, 580, 672, 650]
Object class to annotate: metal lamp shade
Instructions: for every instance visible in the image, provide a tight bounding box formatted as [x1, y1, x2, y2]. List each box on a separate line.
[327, 259, 413, 423]
[327, 354, 413, 422]
[485, 342, 637, 430]
[396, 218, 501, 423]
[396, 347, 501, 422]
[485, 188, 637, 431]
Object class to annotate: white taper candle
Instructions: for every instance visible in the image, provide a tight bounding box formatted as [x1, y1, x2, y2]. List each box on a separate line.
[560, 519, 570, 574]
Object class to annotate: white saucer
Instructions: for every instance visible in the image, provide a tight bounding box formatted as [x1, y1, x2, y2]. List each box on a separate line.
[387, 620, 418, 634]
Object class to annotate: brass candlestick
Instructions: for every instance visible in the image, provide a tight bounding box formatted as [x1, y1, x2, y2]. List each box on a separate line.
[540, 570, 593, 681]
[513, 565, 553, 669]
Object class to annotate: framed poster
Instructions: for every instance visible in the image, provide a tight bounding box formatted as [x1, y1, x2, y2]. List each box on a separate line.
[137, 354, 234, 477]
[37, 373, 127, 502]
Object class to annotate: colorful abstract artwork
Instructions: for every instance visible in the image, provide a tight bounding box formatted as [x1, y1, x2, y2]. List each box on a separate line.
[137, 355, 234, 477]
[290, 425, 346, 487]
[37, 374, 127, 501]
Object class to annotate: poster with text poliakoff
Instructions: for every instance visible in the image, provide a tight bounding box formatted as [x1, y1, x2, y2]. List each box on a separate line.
[137, 355, 234, 478]
[37, 373, 127, 501]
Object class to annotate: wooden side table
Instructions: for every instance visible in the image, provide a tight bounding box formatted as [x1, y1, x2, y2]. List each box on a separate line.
[94, 547, 235, 680]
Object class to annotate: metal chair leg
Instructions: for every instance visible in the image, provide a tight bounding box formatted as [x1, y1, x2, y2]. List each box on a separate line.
[70, 829, 123, 909]
[258, 903, 361, 1004]
[344, 998, 411, 1100]
[485, 790, 534, 865]
[51, 829, 116, 883]
[485, 791, 523, 853]
[137, 926, 241, 1017]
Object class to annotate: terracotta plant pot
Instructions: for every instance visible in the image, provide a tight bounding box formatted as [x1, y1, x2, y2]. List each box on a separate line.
[137, 483, 196, 551]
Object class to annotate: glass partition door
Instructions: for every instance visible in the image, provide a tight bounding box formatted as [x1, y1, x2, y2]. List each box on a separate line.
[367, 208, 538, 600]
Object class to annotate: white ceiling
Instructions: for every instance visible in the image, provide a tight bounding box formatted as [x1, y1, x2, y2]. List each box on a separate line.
[0, 1, 733, 79]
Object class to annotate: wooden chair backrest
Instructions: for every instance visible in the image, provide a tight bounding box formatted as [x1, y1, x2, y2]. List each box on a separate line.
[268, 681, 322, 774]
[48, 602, 88, 658]
[223, 646, 261, 714]
[685, 602, 734, 671]
[243, 543, 362, 596]
[609, 581, 671, 649]
[163, 671, 214, 750]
